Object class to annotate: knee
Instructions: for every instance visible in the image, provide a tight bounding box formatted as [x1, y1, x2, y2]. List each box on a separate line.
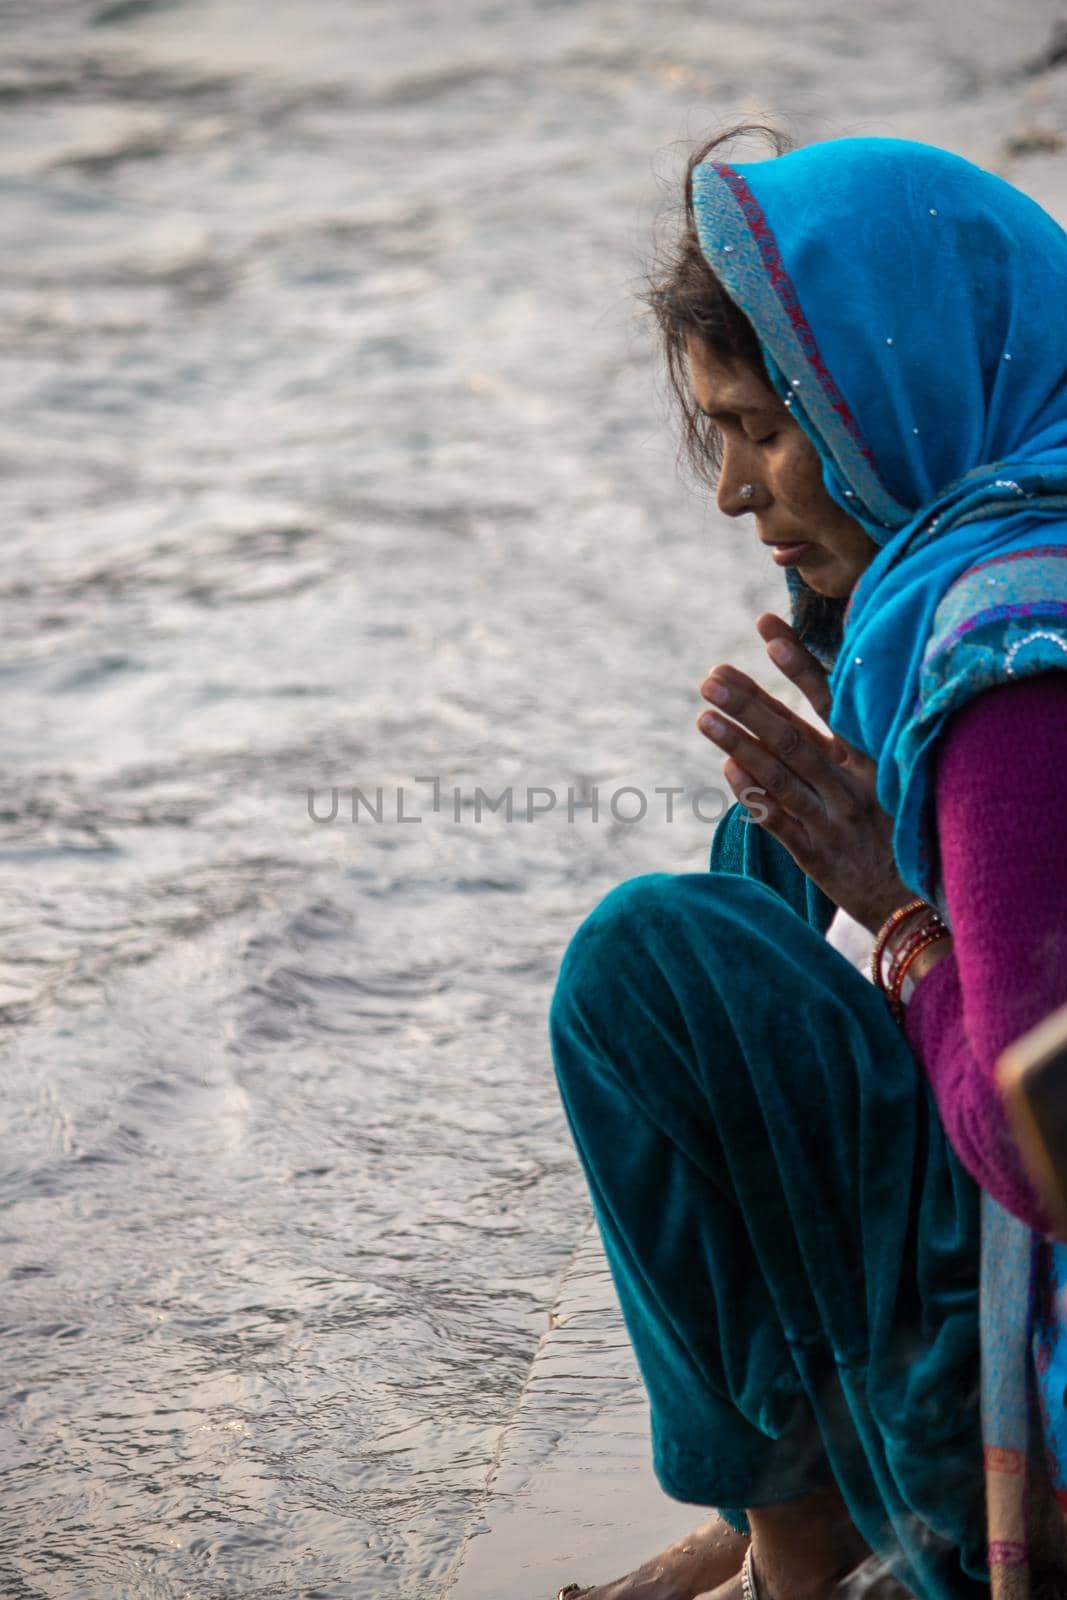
[549, 872, 685, 1041]
[549, 868, 783, 1052]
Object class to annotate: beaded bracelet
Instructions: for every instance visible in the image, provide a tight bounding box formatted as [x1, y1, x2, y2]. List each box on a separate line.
[869, 897, 929, 988]
[886, 908, 950, 989]
[886, 919, 942, 983]
[888, 923, 952, 1018]
[872, 900, 950, 1020]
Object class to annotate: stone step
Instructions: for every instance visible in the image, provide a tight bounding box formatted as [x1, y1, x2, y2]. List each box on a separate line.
[446, 1220, 699, 1600]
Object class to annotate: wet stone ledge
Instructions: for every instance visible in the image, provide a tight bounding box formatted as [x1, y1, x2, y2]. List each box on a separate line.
[446, 1222, 698, 1600]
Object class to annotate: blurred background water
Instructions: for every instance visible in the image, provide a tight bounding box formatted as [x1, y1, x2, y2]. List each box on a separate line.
[1, 2, 1065, 1595]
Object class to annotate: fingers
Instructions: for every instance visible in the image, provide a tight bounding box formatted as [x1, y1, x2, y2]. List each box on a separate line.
[699, 698, 825, 823]
[698, 667, 837, 804]
[721, 756, 809, 854]
[754, 612, 833, 725]
[701, 662, 835, 754]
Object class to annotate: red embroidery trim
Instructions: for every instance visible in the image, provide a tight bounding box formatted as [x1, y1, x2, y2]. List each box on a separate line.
[985, 1445, 1026, 1475]
[712, 163, 879, 474]
[988, 1540, 1028, 1568]
[956, 543, 1067, 581]
[931, 597, 1067, 653]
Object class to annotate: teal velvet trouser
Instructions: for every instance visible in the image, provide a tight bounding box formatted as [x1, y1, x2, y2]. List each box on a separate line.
[548, 804, 989, 1600]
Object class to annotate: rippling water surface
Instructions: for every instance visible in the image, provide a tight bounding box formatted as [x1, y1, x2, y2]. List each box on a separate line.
[1, 2, 1062, 1594]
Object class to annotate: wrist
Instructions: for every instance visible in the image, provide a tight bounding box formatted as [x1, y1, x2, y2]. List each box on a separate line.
[859, 889, 923, 938]
[870, 900, 951, 1020]
[896, 934, 953, 991]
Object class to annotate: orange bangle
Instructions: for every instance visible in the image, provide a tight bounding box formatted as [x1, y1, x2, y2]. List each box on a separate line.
[888, 925, 952, 1016]
[886, 919, 944, 985]
[869, 898, 929, 988]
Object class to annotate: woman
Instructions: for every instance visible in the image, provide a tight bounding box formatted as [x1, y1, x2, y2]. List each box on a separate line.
[549, 130, 1067, 1600]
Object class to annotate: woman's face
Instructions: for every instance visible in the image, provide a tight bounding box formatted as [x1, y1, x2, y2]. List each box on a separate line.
[686, 335, 879, 599]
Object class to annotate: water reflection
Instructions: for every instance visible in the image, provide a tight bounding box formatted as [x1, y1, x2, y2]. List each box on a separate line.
[0, 0, 1054, 1593]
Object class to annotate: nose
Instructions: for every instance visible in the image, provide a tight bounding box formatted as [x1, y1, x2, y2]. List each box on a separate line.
[716, 441, 760, 519]
[717, 473, 760, 519]
[719, 480, 759, 518]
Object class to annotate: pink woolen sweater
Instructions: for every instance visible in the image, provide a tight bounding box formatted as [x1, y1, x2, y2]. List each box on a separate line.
[903, 670, 1067, 1229]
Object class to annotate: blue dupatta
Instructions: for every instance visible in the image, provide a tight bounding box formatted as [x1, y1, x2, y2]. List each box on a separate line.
[692, 136, 1067, 1596]
[690, 136, 1067, 908]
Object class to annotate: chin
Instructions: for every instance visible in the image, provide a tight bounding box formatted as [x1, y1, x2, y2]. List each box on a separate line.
[798, 568, 848, 600]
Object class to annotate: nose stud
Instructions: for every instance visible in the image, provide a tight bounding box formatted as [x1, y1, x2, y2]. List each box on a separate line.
[739, 482, 756, 502]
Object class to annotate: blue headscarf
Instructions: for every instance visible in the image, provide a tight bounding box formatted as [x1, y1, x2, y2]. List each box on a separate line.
[691, 138, 1067, 908]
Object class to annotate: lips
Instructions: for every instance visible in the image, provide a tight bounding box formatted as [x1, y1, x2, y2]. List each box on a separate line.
[767, 541, 815, 567]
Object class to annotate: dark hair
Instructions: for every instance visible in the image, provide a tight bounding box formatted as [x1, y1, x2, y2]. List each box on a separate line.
[644, 123, 847, 667]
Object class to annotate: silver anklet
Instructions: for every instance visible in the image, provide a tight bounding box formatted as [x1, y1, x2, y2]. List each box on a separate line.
[741, 1544, 760, 1600]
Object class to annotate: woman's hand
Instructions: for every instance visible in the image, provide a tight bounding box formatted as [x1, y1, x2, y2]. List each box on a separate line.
[697, 612, 912, 934]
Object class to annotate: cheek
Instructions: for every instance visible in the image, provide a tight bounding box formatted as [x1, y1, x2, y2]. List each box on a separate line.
[773, 439, 828, 515]
[771, 439, 872, 562]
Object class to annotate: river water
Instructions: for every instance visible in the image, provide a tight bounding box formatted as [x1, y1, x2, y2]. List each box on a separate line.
[1, 3, 1063, 1596]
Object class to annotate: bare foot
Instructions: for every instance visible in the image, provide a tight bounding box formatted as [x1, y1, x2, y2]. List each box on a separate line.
[691, 1576, 743, 1600]
[692, 1553, 913, 1600]
[557, 1517, 747, 1600]
[555, 1491, 911, 1600]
